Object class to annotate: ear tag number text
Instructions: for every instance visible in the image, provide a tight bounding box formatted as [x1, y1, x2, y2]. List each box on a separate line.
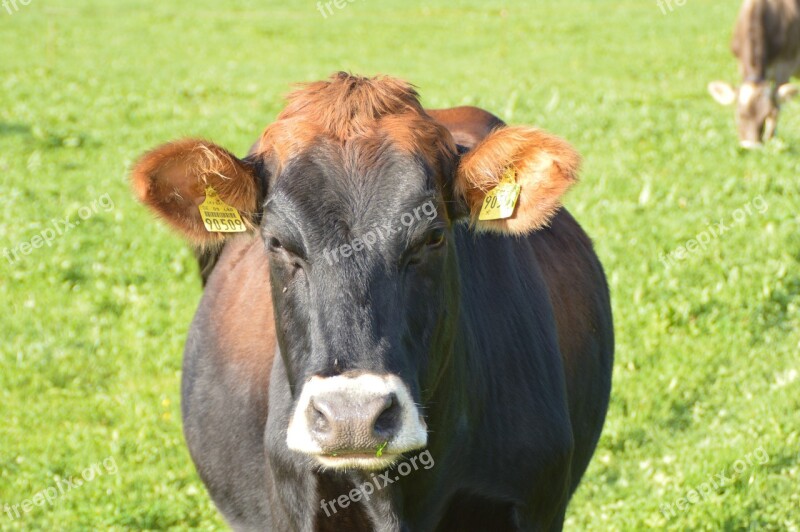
[478, 167, 521, 221]
[198, 186, 247, 233]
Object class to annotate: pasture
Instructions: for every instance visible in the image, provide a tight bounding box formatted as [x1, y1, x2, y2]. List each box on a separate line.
[1, 0, 798, 529]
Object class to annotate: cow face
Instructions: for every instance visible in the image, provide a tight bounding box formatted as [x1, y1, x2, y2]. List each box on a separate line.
[130, 74, 579, 471]
[261, 137, 451, 470]
[708, 80, 799, 148]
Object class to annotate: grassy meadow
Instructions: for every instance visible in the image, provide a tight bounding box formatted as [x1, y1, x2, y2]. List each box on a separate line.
[1, 0, 798, 529]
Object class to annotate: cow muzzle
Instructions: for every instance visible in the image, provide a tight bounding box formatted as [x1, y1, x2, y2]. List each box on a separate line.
[286, 374, 428, 470]
[739, 139, 763, 149]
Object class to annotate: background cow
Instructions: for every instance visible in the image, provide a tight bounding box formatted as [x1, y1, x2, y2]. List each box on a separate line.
[709, 0, 800, 147]
[131, 73, 614, 531]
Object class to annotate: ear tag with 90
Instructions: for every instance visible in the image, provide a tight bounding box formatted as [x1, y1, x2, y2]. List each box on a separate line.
[198, 186, 247, 233]
[478, 167, 521, 221]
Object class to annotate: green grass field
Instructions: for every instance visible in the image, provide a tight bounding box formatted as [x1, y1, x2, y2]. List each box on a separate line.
[2, 0, 799, 529]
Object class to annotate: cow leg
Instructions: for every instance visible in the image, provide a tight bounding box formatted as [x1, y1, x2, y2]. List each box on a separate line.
[512, 500, 567, 532]
[767, 63, 797, 140]
[508, 436, 573, 531]
[434, 493, 518, 531]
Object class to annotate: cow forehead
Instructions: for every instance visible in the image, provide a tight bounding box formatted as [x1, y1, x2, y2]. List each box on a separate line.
[270, 141, 435, 208]
[262, 147, 439, 251]
[257, 113, 455, 179]
[738, 82, 769, 106]
[252, 74, 457, 198]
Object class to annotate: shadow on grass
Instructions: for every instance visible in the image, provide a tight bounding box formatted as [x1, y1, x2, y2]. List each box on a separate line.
[0, 123, 31, 136]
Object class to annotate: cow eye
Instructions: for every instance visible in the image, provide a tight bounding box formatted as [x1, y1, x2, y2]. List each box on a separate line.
[405, 229, 446, 267]
[265, 235, 307, 270]
[425, 228, 446, 249]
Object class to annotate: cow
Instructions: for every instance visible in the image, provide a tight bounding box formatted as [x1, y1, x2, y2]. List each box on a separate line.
[708, 0, 800, 148]
[130, 73, 614, 531]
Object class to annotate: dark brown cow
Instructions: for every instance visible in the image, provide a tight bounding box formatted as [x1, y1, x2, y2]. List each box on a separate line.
[709, 0, 800, 147]
[131, 73, 613, 531]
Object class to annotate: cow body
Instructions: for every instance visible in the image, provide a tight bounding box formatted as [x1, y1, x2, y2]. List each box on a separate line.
[709, 0, 800, 146]
[132, 75, 613, 531]
[732, 0, 800, 82]
[179, 108, 612, 531]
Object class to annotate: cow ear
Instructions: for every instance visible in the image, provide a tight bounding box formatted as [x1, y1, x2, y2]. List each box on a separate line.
[778, 83, 799, 104]
[130, 139, 261, 245]
[452, 126, 580, 235]
[708, 81, 737, 106]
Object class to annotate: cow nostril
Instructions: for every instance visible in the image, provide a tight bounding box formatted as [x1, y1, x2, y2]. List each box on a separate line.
[373, 393, 401, 439]
[309, 399, 333, 436]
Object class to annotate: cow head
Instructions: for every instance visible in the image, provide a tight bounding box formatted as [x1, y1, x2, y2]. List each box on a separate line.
[708, 80, 799, 148]
[130, 73, 579, 471]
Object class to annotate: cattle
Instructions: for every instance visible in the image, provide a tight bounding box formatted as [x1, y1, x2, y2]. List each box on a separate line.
[709, 0, 800, 148]
[130, 73, 614, 531]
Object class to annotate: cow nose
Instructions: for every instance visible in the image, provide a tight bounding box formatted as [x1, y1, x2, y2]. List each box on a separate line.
[307, 392, 401, 452]
[740, 139, 763, 149]
[286, 374, 428, 468]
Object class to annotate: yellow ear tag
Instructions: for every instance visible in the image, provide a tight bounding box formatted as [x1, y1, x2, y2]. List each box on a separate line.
[198, 186, 247, 233]
[478, 167, 521, 221]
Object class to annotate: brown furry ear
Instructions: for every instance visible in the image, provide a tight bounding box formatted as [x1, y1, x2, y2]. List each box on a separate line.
[130, 139, 260, 244]
[454, 126, 580, 234]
